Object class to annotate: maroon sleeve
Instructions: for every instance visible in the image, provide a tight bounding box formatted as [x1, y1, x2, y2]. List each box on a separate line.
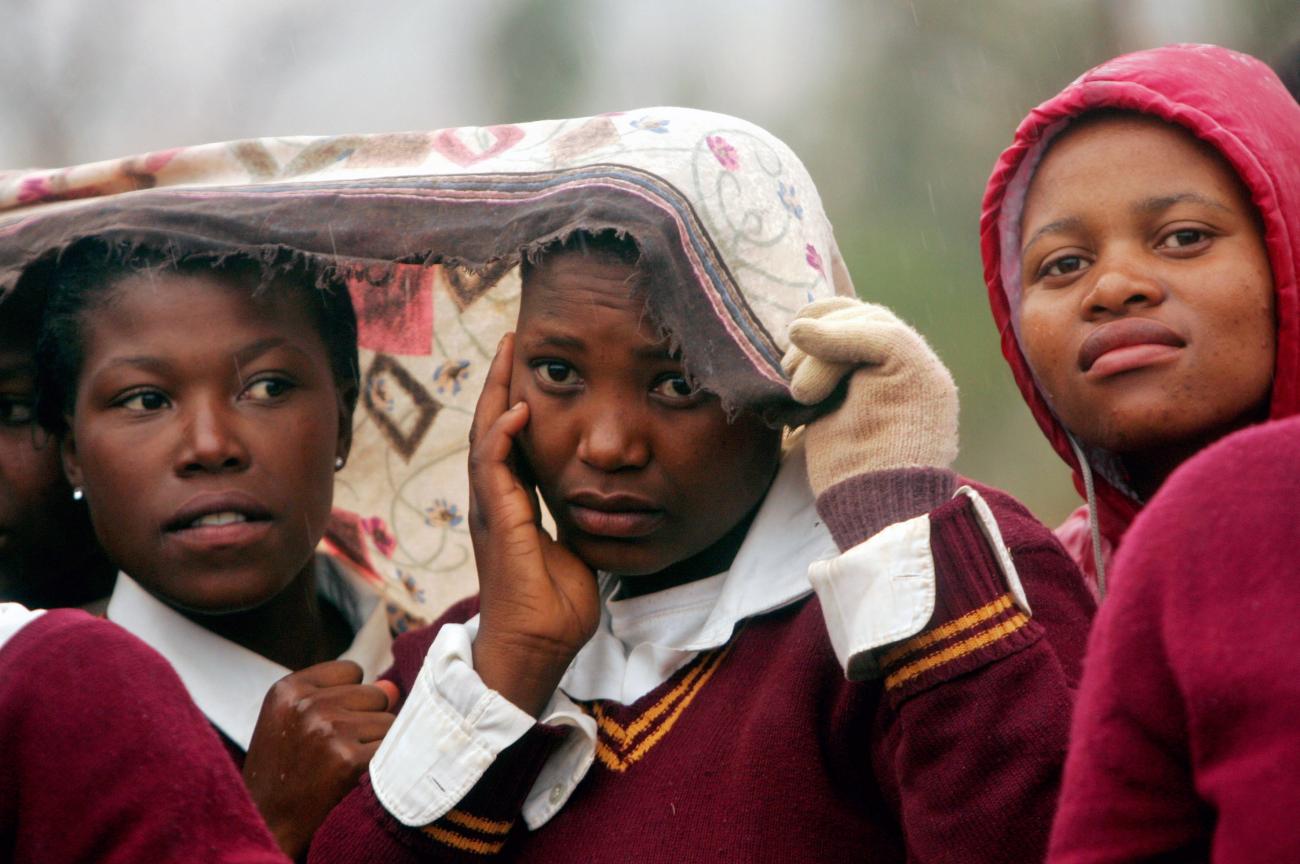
[308, 595, 569, 863]
[818, 477, 1094, 864]
[379, 595, 483, 703]
[1049, 422, 1300, 863]
[0, 609, 288, 864]
[815, 466, 957, 549]
[1045, 549, 1208, 862]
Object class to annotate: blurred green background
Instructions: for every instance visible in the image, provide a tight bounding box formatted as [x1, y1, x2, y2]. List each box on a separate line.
[3, 0, 1296, 525]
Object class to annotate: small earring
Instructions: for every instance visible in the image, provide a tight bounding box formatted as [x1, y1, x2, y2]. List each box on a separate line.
[334, 457, 345, 471]
[72, 487, 84, 502]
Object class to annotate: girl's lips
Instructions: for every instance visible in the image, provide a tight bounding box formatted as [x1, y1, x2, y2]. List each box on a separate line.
[165, 491, 273, 531]
[1085, 343, 1182, 379]
[1078, 319, 1186, 379]
[168, 519, 274, 551]
[163, 491, 275, 551]
[567, 505, 665, 539]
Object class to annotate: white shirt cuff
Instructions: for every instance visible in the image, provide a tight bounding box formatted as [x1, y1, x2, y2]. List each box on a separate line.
[522, 688, 598, 829]
[370, 619, 537, 826]
[0, 603, 45, 653]
[953, 486, 1031, 615]
[808, 513, 936, 681]
[369, 616, 600, 830]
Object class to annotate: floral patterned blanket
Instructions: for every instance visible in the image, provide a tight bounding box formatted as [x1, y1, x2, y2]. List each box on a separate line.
[0, 108, 853, 623]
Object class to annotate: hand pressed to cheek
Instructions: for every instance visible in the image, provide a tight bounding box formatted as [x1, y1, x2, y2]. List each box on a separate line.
[467, 333, 601, 718]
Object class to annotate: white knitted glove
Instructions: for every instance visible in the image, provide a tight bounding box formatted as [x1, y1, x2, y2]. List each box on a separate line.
[782, 298, 959, 499]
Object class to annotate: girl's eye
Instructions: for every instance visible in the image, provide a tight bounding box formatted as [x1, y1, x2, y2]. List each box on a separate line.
[651, 374, 701, 403]
[1159, 228, 1209, 249]
[1040, 255, 1090, 279]
[118, 390, 170, 412]
[533, 361, 581, 388]
[241, 377, 294, 401]
[0, 396, 34, 426]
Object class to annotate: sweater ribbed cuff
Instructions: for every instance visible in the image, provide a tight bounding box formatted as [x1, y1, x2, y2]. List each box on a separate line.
[816, 467, 958, 551]
[875, 493, 1043, 705]
[414, 723, 569, 858]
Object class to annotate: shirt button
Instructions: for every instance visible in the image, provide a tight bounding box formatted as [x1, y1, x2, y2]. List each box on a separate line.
[548, 784, 565, 805]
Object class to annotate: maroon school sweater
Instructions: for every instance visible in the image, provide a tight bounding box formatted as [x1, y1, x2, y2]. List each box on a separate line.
[0, 609, 287, 864]
[310, 481, 1094, 864]
[1049, 417, 1300, 863]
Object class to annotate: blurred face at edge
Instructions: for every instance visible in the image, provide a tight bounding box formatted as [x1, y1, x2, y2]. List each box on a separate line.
[0, 305, 110, 606]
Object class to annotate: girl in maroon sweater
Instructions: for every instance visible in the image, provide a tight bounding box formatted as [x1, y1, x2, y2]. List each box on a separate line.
[1052, 418, 1300, 862]
[293, 110, 1095, 863]
[979, 44, 1300, 862]
[31, 245, 398, 858]
[980, 44, 1300, 595]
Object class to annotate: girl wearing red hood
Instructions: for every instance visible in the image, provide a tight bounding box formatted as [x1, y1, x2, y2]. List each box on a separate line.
[981, 43, 1300, 596]
[983, 44, 1300, 861]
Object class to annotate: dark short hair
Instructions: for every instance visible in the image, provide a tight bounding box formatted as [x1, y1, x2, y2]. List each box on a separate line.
[520, 229, 642, 285]
[1273, 40, 1300, 103]
[33, 239, 360, 434]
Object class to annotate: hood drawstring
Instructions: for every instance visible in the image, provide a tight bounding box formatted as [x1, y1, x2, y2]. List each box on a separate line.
[1069, 435, 1107, 600]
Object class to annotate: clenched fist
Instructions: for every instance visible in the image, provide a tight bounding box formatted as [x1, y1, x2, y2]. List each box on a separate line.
[782, 297, 958, 498]
[243, 660, 398, 858]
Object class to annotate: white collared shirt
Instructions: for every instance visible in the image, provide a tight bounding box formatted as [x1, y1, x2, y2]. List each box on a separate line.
[107, 554, 395, 751]
[0, 602, 45, 654]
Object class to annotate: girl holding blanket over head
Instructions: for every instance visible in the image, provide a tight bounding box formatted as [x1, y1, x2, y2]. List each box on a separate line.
[290, 109, 1088, 863]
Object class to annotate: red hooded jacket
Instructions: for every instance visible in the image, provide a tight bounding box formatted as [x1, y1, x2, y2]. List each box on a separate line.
[980, 43, 1300, 586]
